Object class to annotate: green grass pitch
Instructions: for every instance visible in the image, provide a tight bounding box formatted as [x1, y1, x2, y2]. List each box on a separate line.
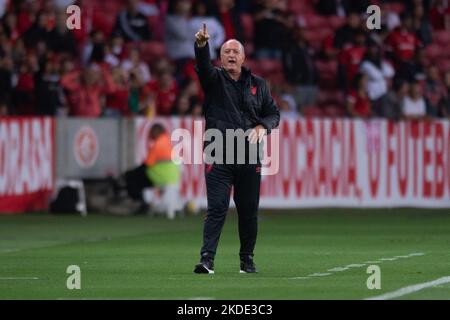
[1, 209, 450, 300]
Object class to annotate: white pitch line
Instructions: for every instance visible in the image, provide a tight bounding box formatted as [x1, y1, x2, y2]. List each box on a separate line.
[365, 276, 450, 300]
[328, 267, 349, 272]
[309, 273, 332, 277]
[408, 253, 425, 257]
[0, 277, 39, 280]
[290, 252, 425, 280]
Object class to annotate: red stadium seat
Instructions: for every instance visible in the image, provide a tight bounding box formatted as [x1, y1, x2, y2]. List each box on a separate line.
[127, 41, 167, 64]
[426, 43, 441, 60]
[301, 13, 327, 28]
[288, 0, 315, 14]
[303, 27, 334, 50]
[317, 90, 344, 106]
[316, 60, 338, 74]
[389, 2, 406, 14]
[323, 104, 345, 117]
[302, 105, 324, 117]
[327, 16, 346, 30]
[438, 59, 450, 72]
[433, 31, 450, 46]
[147, 15, 164, 41]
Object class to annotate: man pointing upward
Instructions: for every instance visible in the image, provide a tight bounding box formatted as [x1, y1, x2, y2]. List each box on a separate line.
[193, 23, 280, 274]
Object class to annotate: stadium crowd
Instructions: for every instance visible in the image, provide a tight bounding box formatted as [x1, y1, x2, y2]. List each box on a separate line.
[0, 0, 449, 119]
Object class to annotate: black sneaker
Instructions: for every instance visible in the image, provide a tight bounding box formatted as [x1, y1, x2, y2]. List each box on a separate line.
[194, 256, 214, 274]
[240, 256, 258, 273]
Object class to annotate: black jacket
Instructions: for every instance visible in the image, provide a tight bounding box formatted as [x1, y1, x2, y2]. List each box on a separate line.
[194, 42, 280, 136]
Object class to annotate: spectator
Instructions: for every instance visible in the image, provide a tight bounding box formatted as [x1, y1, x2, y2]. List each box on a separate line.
[137, 0, 160, 17]
[385, 79, 409, 121]
[333, 11, 362, 49]
[110, 34, 126, 60]
[14, 55, 39, 115]
[82, 30, 106, 65]
[112, 0, 152, 42]
[397, 47, 428, 82]
[317, 0, 370, 16]
[191, 1, 225, 60]
[23, 11, 51, 49]
[61, 63, 116, 117]
[282, 26, 319, 109]
[279, 86, 298, 118]
[173, 93, 191, 115]
[35, 55, 66, 115]
[121, 47, 152, 83]
[424, 65, 448, 117]
[60, 56, 76, 75]
[385, 13, 422, 67]
[11, 38, 27, 64]
[359, 42, 395, 116]
[1, 12, 19, 43]
[180, 60, 204, 101]
[440, 71, 450, 117]
[337, 30, 367, 93]
[402, 80, 427, 119]
[165, 0, 194, 70]
[189, 95, 203, 117]
[316, 0, 349, 17]
[144, 69, 178, 115]
[209, 0, 244, 42]
[346, 73, 372, 118]
[349, 0, 371, 15]
[128, 70, 147, 115]
[46, 9, 77, 56]
[412, 3, 433, 46]
[0, 100, 7, 115]
[380, 2, 401, 31]
[103, 44, 121, 67]
[252, 0, 289, 59]
[104, 66, 132, 117]
[0, 55, 13, 114]
[70, 0, 96, 47]
[428, 0, 450, 30]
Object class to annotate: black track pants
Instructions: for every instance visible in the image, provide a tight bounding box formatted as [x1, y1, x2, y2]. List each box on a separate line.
[200, 163, 261, 259]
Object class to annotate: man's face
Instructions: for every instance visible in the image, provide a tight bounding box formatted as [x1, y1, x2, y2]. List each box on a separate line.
[220, 41, 245, 75]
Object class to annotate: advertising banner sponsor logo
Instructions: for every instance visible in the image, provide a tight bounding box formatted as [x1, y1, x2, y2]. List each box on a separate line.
[0, 117, 54, 213]
[73, 125, 99, 168]
[136, 117, 450, 208]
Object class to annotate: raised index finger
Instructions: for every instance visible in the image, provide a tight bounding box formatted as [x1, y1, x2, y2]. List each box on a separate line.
[203, 23, 206, 33]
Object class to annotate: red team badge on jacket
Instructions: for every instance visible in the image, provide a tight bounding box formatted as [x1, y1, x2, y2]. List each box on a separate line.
[251, 86, 257, 95]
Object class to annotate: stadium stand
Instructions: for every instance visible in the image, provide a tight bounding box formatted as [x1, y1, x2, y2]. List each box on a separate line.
[0, 0, 449, 118]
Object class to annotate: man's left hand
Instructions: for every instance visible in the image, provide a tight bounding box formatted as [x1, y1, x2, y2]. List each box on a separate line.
[248, 125, 266, 144]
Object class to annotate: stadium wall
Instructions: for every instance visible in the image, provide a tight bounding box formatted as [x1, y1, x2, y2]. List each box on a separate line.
[1, 117, 450, 213]
[0, 117, 55, 213]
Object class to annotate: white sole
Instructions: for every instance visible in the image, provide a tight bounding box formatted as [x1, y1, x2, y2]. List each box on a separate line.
[194, 264, 214, 274]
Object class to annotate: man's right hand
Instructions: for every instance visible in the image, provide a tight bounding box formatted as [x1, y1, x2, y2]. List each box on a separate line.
[195, 23, 210, 48]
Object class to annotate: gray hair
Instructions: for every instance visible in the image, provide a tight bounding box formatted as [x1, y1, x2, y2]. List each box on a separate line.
[220, 39, 245, 55]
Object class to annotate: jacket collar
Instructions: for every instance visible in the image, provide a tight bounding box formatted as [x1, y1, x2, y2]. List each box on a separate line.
[220, 66, 252, 83]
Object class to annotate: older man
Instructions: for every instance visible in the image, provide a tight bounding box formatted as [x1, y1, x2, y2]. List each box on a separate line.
[193, 24, 280, 274]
